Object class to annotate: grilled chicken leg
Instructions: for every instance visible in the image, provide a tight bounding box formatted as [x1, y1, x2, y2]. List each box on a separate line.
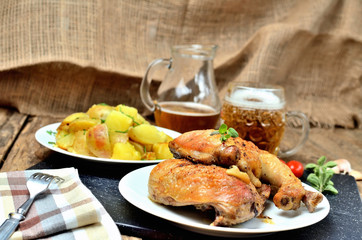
[169, 129, 323, 212]
[148, 158, 270, 226]
[169, 129, 262, 187]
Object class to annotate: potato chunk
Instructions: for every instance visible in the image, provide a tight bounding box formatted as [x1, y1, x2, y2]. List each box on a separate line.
[86, 124, 112, 158]
[105, 110, 133, 132]
[69, 118, 100, 132]
[111, 142, 141, 160]
[129, 124, 167, 145]
[56, 131, 75, 150]
[109, 131, 129, 147]
[87, 104, 113, 121]
[117, 104, 138, 118]
[62, 112, 89, 125]
[57, 112, 89, 132]
[71, 130, 94, 156]
[133, 113, 149, 125]
[153, 142, 173, 159]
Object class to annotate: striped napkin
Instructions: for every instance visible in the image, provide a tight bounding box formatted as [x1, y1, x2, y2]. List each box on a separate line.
[0, 168, 121, 240]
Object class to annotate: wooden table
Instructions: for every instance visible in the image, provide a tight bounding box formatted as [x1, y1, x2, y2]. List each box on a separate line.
[1, 107, 361, 239]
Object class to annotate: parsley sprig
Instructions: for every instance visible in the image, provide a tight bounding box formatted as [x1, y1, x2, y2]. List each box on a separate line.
[211, 123, 239, 142]
[46, 130, 56, 136]
[305, 156, 338, 194]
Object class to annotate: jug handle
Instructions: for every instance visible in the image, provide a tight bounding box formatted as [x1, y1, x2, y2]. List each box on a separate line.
[140, 58, 171, 112]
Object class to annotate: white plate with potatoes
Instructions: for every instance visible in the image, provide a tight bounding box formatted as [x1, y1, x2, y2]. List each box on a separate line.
[35, 122, 181, 164]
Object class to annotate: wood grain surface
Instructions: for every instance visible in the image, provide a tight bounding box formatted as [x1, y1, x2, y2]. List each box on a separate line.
[0, 108, 27, 164]
[0, 107, 361, 240]
[0, 113, 62, 171]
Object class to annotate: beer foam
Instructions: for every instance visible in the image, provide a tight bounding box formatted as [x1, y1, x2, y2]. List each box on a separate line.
[225, 89, 285, 110]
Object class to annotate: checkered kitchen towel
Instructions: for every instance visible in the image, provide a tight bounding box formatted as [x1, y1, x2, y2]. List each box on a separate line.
[0, 168, 121, 240]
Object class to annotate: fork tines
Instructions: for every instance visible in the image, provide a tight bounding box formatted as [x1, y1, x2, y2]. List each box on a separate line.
[31, 173, 64, 183]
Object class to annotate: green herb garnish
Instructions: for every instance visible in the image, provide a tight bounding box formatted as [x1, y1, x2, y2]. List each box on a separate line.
[115, 130, 128, 133]
[118, 109, 140, 126]
[46, 130, 56, 136]
[48, 141, 56, 145]
[305, 156, 338, 194]
[211, 123, 239, 142]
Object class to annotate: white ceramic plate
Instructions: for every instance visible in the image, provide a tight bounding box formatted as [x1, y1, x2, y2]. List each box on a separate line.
[119, 165, 330, 238]
[35, 123, 181, 164]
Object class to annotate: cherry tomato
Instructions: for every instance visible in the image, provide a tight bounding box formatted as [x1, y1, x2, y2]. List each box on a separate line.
[287, 160, 304, 178]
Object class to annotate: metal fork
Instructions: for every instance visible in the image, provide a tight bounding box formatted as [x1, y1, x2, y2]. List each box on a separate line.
[0, 173, 63, 240]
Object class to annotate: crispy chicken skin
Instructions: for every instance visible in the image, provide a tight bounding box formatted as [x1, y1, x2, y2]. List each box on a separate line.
[259, 152, 306, 210]
[169, 129, 323, 212]
[169, 129, 262, 187]
[148, 159, 270, 226]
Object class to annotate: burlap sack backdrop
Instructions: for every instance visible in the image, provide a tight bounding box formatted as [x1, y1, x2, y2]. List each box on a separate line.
[0, 0, 361, 128]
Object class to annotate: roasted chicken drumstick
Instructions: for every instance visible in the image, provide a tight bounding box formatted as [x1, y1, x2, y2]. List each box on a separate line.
[169, 129, 323, 212]
[169, 129, 263, 187]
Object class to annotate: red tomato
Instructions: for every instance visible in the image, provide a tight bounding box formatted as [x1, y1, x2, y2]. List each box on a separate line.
[287, 160, 304, 178]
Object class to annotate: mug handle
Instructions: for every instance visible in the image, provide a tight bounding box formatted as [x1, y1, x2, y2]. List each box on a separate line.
[278, 111, 310, 158]
[140, 58, 171, 112]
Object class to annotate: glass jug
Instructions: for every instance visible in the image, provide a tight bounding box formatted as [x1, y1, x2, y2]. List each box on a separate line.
[140, 44, 221, 133]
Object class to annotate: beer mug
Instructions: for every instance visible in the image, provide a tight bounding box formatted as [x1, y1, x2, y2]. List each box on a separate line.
[140, 44, 221, 133]
[221, 82, 309, 157]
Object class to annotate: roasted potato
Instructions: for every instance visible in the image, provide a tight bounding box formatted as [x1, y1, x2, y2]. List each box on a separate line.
[55, 103, 174, 160]
[87, 104, 113, 121]
[68, 118, 100, 132]
[56, 130, 75, 150]
[105, 110, 133, 132]
[128, 124, 167, 145]
[109, 131, 129, 147]
[71, 130, 94, 156]
[153, 142, 173, 159]
[116, 104, 138, 119]
[86, 124, 112, 158]
[112, 142, 142, 160]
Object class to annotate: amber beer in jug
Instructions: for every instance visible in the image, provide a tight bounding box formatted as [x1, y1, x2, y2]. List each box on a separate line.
[141, 44, 221, 133]
[221, 82, 309, 157]
[154, 102, 220, 133]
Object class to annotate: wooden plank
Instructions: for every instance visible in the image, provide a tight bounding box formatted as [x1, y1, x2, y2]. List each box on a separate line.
[1, 115, 62, 172]
[0, 108, 27, 166]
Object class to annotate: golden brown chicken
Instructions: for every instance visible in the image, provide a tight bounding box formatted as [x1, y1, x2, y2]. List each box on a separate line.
[169, 129, 262, 188]
[148, 158, 270, 226]
[169, 129, 323, 212]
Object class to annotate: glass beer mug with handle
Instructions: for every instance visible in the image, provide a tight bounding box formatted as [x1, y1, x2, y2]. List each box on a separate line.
[140, 44, 221, 133]
[221, 82, 310, 158]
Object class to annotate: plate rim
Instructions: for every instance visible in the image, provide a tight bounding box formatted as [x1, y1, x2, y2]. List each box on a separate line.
[119, 164, 331, 237]
[35, 122, 181, 164]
